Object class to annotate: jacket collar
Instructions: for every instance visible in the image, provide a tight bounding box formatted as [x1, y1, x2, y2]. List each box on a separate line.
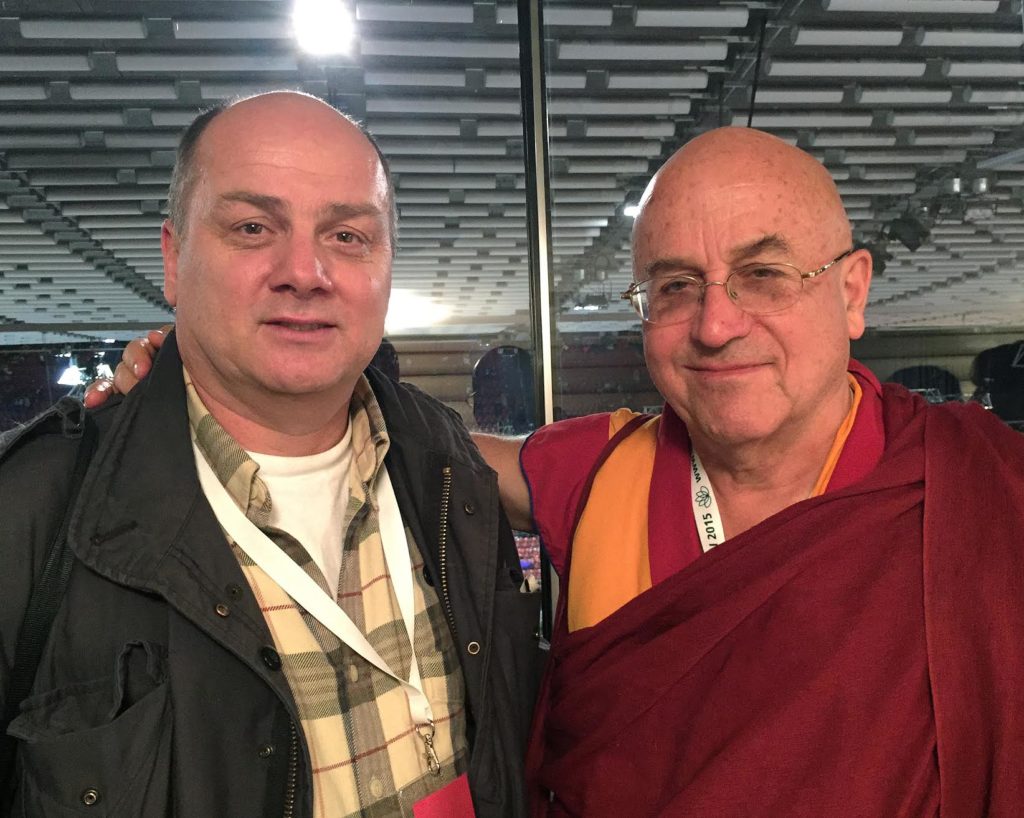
[70, 331, 247, 595]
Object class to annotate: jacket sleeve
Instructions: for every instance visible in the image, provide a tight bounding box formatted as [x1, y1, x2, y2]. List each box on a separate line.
[0, 409, 90, 713]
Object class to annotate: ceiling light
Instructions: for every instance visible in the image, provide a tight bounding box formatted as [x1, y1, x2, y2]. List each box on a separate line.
[57, 364, 84, 386]
[623, 204, 640, 218]
[385, 288, 452, 333]
[292, 0, 355, 56]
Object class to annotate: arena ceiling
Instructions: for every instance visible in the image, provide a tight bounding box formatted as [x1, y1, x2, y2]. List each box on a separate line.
[1, 0, 1023, 346]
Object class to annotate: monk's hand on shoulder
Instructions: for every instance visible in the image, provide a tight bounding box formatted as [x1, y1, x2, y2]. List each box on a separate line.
[83, 325, 171, 408]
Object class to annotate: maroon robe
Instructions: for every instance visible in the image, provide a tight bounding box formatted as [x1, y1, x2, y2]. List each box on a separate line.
[524, 385, 1024, 817]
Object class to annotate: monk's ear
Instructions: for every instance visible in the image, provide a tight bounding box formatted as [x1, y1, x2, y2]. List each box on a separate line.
[842, 248, 872, 340]
[161, 220, 180, 308]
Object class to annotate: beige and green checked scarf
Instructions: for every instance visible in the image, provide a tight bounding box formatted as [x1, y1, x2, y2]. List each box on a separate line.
[185, 370, 468, 817]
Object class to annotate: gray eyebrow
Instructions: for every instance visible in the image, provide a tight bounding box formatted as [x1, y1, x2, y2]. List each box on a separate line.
[639, 234, 794, 281]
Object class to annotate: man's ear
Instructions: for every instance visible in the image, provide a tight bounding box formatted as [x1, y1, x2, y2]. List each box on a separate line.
[161, 220, 180, 307]
[842, 248, 872, 340]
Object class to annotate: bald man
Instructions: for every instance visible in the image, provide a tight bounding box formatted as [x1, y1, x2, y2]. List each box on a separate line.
[92, 128, 1024, 815]
[481, 127, 1024, 816]
[0, 93, 539, 817]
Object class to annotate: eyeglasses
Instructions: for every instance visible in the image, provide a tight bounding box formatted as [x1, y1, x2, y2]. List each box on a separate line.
[621, 248, 854, 326]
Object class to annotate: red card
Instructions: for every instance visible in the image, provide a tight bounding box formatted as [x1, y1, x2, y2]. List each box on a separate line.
[413, 772, 475, 817]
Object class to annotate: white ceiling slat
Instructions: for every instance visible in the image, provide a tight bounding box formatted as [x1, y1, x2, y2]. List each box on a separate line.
[173, 20, 290, 39]
[20, 19, 147, 39]
[356, 2, 474, 24]
[767, 60, 927, 78]
[558, 42, 729, 61]
[0, 85, 47, 100]
[550, 99, 691, 116]
[917, 30, 1024, 48]
[946, 62, 1024, 79]
[0, 1, 1022, 338]
[606, 72, 708, 90]
[892, 112, 1024, 127]
[793, 28, 904, 47]
[753, 89, 846, 104]
[70, 83, 179, 100]
[0, 55, 91, 72]
[361, 39, 518, 59]
[635, 8, 750, 28]
[367, 98, 521, 115]
[737, 113, 874, 128]
[823, 0, 1000, 11]
[858, 88, 953, 105]
[364, 70, 466, 88]
[487, 72, 585, 90]
[116, 55, 299, 73]
[0, 111, 124, 127]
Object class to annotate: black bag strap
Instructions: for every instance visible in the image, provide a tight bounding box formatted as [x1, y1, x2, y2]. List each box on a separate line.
[0, 405, 98, 793]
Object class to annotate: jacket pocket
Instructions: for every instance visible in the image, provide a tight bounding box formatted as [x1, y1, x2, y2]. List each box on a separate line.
[7, 640, 172, 817]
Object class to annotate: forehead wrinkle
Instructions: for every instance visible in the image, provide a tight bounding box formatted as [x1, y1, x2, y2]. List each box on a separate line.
[729, 234, 792, 263]
[319, 202, 385, 225]
[215, 191, 288, 218]
[639, 233, 795, 282]
[641, 256, 703, 280]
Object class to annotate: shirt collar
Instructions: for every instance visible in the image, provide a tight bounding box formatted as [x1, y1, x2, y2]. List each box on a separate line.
[184, 368, 390, 526]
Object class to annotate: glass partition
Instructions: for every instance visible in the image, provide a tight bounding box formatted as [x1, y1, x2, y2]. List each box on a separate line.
[0, 1, 535, 435]
[540, 0, 1024, 430]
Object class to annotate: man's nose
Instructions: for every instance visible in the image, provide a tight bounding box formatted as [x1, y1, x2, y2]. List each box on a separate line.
[270, 235, 333, 296]
[688, 279, 751, 349]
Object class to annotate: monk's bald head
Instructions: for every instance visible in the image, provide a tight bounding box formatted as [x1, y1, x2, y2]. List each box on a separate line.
[634, 127, 851, 268]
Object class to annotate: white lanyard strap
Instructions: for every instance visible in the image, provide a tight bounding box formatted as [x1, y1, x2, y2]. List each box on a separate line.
[194, 448, 434, 728]
[689, 447, 725, 552]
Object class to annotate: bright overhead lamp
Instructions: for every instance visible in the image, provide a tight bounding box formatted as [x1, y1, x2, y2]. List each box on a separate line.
[385, 289, 452, 333]
[57, 364, 84, 386]
[292, 0, 356, 57]
[623, 204, 641, 218]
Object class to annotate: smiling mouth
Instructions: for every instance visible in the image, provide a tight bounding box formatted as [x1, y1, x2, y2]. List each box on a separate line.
[267, 320, 333, 332]
[689, 363, 765, 375]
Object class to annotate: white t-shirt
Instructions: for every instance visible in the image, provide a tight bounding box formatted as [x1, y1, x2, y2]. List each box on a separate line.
[245, 424, 353, 594]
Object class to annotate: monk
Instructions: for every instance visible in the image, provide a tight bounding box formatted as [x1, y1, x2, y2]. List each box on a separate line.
[95, 127, 1024, 816]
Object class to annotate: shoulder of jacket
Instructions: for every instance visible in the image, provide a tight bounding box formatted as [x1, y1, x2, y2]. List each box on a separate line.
[365, 368, 483, 465]
[0, 394, 120, 466]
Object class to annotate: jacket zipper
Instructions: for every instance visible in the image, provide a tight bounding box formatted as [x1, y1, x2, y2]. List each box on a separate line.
[438, 465, 458, 640]
[283, 720, 299, 818]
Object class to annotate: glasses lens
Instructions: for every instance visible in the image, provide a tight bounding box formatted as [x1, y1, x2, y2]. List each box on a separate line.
[730, 265, 802, 315]
[638, 275, 701, 323]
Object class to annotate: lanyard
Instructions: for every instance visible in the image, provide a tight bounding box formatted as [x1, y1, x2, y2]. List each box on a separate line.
[193, 446, 441, 770]
[689, 447, 725, 552]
